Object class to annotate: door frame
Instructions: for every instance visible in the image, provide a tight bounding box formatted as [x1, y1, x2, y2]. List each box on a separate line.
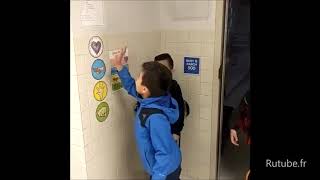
[209, 0, 230, 179]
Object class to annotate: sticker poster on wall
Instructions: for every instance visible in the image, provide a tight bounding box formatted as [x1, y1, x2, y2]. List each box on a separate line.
[111, 67, 123, 91]
[91, 59, 106, 80]
[96, 102, 110, 122]
[109, 47, 129, 91]
[184, 56, 200, 75]
[93, 81, 108, 101]
[88, 36, 103, 58]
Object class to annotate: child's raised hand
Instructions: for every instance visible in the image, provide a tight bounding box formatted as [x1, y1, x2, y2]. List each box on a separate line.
[111, 46, 126, 70]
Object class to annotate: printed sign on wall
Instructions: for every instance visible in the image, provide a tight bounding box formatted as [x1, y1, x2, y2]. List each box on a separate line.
[96, 102, 110, 122]
[93, 81, 108, 101]
[89, 36, 103, 58]
[91, 59, 106, 80]
[80, 1, 104, 26]
[184, 57, 200, 75]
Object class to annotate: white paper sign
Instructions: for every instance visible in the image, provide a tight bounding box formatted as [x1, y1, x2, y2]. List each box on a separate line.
[80, 0, 104, 26]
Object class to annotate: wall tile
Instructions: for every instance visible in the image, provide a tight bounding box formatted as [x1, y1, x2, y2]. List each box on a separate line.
[166, 31, 189, 42]
[200, 82, 213, 96]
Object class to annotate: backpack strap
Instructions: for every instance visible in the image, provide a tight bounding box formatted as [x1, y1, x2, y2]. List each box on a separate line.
[139, 108, 168, 128]
[134, 95, 143, 112]
[134, 102, 140, 112]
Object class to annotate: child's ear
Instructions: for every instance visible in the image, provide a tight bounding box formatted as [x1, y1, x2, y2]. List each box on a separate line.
[142, 86, 148, 93]
[142, 86, 150, 96]
[171, 68, 175, 73]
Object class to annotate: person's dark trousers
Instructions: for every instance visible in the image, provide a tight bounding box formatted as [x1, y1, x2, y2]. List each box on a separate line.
[221, 106, 234, 155]
[150, 166, 181, 180]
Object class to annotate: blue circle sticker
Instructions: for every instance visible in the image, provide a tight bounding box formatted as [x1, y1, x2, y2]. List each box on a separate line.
[91, 59, 106, 80]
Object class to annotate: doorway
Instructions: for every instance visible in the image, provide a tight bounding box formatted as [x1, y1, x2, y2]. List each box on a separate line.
[217, 0, 250, 179]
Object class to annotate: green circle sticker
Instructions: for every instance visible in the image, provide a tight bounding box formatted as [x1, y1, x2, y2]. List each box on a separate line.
[96, 102, 110, 122]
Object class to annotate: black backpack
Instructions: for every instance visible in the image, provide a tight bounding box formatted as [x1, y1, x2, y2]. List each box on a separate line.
[134, 94, 190, 119]
[138, 108, 168, 128]
[135, 100, 190, 118]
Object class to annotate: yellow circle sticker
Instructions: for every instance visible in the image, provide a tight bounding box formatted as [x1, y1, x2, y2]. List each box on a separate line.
[93, 81, 108, 101]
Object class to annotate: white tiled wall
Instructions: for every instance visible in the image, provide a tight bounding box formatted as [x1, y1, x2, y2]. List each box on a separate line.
[159, 29, 218, 179]
[72, 31, 161, 179]
[71, 1, 223, 179]
[71, 30, 87, 180]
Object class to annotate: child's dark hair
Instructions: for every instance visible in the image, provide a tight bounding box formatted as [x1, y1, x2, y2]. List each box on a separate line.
[154, 53, 174, 70]
[141, 61, 172, 97]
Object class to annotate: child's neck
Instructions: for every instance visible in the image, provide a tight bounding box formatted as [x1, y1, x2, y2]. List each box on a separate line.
[140, 92, 151, 99]
[142, 94, 149, 99]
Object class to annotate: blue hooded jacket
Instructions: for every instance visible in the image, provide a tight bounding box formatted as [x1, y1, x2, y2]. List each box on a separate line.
[117, 66, 182, 180]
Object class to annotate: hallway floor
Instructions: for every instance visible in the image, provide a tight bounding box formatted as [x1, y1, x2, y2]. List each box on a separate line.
[218, 132, 250, 180]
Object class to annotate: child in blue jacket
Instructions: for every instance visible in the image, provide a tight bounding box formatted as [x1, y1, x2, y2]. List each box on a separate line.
[110, 48, 182, 180]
